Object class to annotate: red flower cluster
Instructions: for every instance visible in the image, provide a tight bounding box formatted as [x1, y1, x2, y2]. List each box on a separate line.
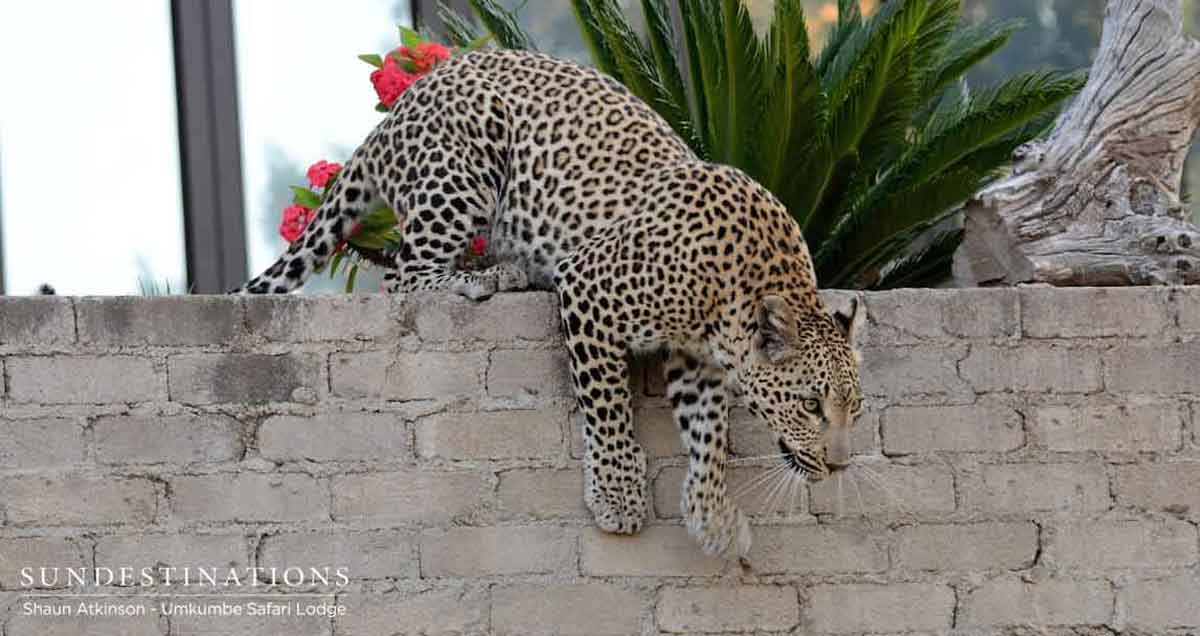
[279, 204, 315, 243]
[370, 42, 451, 108]
[470, 235, 488, 257]
[306, 160, 342, 189]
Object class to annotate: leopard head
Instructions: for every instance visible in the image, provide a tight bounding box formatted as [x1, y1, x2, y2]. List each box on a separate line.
[740, 295, 865, 481]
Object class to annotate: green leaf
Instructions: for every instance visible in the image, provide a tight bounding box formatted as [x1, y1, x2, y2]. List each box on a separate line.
[758, 0, 821, 196]
[329, 251, 345, 279]
[463, 34, 494, 51]
[398, 25, 423, 50]
[290, 186, 322, 209]
[467, 0, 536, 50]
[678, 0, 716, 158]
[375, 103, 390, 113]
[439, 1, 485, 47]
[344, 264, 359, 293]
[571, 0, 621, 78]
[874, 227, 964, 289]
[358, 53, 384, 68]
[924, 19, 1022, 98]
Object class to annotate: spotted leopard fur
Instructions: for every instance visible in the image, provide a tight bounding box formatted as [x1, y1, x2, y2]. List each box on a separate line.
[239, 49, 866, 558]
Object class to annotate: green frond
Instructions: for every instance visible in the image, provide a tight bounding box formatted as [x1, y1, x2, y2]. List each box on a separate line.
[816, 0, 864, 79]
[437, 2, 482, 48]
[679, 0, 720, 157]
[641, 0, 696, 148]
[466, 0, 536, 50]
[873, 227, 963, 289]
[571, 0, 621, 77]
[923, 20, 1022, 97]
[758, 0, 822, 195]
[712, 0, 768, 168]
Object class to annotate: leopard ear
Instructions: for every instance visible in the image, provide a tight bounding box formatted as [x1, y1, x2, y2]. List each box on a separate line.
[833, 296, 865, 345]
[756, 295, 796, 361]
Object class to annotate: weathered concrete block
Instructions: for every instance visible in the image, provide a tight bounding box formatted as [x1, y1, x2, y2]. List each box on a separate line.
[961, 344, 1103, 393]
[246, 294, 398, 342]
[1123, 574, 1200, 630]
[496, 468, 587, 521]
[487, 349, 572, 398]
[962, 463, 1110, 514]
[1021, 287, 1173, 338]
[1033, 401, 1184, 452]
[654, 465, 813, 519]
[7, 355, 162, 404]
[337, 587, 489, 636]
[1049, 519, 1197, 569]
[94, 415, 243, 465]
[860, 345, 971, 398]
[1105, 342, 1200, 394]
[805, 583, 954, 633]
[403, 291, 560, 342]
[883, 402, 1024, 454]
[77, 296, 243, 346]
[94, 533, 249, 578]
[892, 522, 1038, 571]
[168, 603, 330, 636]
[581, 526, 726, 577]
[170, 473, 326, 522]
[331, 470, 486, 523]
[0, 418, 86, 469]
[809, 463, 955, 516]
[330, 350, 484, 400]
[0, 297, 74, 347]
[259, 413, 408, 462]
[258, 529, 417, 579]
[492, 583, 644, 636]
[0, 537, 90, 589]
[3, 598, 165, 636]
[1116, 462, 1200, 516]
[657, 585, 798, 633]
[865, 288, 1017, 343]
[749, 525, 888, 574]
[1177, 286, 1200, 332]
[0, 475, 158, 526]
[960, 577, 1113, 627]
[420, 526, 576, 577]
[416, 409, 562, 460]
[168, 352, 323, 404]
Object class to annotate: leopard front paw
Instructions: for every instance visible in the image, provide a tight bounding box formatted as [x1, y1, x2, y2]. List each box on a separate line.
[683, 486, 752, 559]
[495, 263, 529, 292]
[584, 445, 647, 534]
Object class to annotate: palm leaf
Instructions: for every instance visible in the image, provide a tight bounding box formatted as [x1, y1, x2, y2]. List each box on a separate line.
[758, 0, 822, 196]
[641, 0, 697, 149]
[874, 227, 964, 289]
[680, 0, 722, 157]
[922, 19, 1022, 98]
[467, 0, 536, 50]
[708, 0, 766, 168]
[437, 2, 483, 47]
[571, 0, 621, 77]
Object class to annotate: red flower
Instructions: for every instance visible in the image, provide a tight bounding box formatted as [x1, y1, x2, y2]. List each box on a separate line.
[306, 160, 342, 189]
[394, 42, 452, 73]
[470, 235, 487, 257]
[370, 56, 418, 109]
[279, 204, 316, 243]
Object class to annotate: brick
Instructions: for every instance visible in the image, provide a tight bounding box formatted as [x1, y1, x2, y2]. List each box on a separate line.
[487, 349, 572, 398]
[492, 583, 643, 636]
[258, 529, 417, 579]
[657, 585, 798, 633]
[170, 473, 326, 522]
[7, 355, 161, 404]
[3, 597, 164, 635]
[77, 296, 242, 346]
[961, 344, 1103, 393]
[732, 407, 879, 458]
[330, 350, 484, 400]
[332, 470, 485, 523]
[750, 525, 887, 574]
[1116, 463, 1200, 516]
[1050, 519, 1197, 569]
[94, 533, 249, 578]
[0, 475, 157, 526]
[1105, 342, 1200, 394]
[883, 402, 1024, 454]
[860, 345, 970, 398]
[0, 537, 90, 589]
[1177, 286, 1200, 332]
[806, 583, 954, 633]
[497, 468, 587, 520]
[963, 463, 1110, 514]
[866, 288, 1017, 343]
[416, 409, 562, 460]
[1124, 574, 1200, 630]
[168, 352, 323, 404]
[655, 466, 813, 519]
[1034, 401, 1183, 452]
[0, 418, 85, 469]
[259, 413, 408, 462]
[893, 522, 1038, 571]
[169, 602, 330, 636]
[961, 578, 1113, 627]
[809, 463, 955, 516]
[246, 294, 398, 342]
[338, 587, 489, 636]
[338, 587, 487, 636]
[94, 414, 243, 465]
[1021, 287, 1173, 337]
[634, 407, 684, 457]
[0, 297, 74, 347]
[581, 525, 726, 576]
[403, 291, 560, 342]
[420, 526, 576, 577]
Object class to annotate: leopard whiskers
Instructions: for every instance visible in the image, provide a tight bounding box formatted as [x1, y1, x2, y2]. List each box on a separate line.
[733, 463, 788, 499]
[726, 453, 788, 465]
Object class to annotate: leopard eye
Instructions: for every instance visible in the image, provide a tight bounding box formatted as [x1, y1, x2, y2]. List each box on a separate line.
[802, 398, 821, 414]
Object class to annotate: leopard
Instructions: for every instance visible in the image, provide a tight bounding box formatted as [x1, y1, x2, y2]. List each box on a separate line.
[238, 48, 866, 559]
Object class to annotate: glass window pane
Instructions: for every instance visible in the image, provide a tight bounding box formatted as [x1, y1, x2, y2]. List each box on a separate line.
[234, 0, 413, 293]
[0, 0, 186, 295]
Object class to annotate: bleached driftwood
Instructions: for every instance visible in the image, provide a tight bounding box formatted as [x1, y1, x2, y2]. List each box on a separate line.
[954, 0, 1200, 286]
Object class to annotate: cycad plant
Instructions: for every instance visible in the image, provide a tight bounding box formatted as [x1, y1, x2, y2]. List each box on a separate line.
[439, 0, 1084, 288]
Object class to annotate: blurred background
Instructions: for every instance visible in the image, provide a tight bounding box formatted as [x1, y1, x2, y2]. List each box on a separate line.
[0, 0, 1195, 295]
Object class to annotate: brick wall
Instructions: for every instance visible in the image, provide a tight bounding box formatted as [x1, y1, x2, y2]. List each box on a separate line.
[0, 287, 1197, 635]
